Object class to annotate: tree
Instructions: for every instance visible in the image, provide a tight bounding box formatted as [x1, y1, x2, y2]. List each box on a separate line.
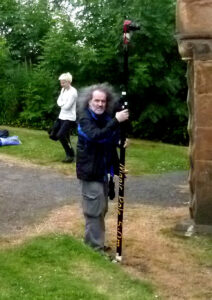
[20, 67, 57, 128]
[0, 0, 53, 63]
[39, 16, 80, 78]
[74, 0, 188, 144]
[0, 0, 188, 144]
[126, 0, 188, 144]
[0, 36, 19, 123]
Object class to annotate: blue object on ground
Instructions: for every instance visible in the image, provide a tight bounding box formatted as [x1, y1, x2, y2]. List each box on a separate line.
[0, 136, 21, 146]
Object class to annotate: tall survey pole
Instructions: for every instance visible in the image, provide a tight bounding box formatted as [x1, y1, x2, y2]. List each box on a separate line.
[116, 20, 140, 262]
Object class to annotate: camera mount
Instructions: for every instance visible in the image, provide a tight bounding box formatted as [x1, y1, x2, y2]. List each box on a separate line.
[123, 20, 140, 44]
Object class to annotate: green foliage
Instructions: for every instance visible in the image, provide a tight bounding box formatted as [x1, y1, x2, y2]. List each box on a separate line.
[20, 67, 58, 129]
[1, 0, 53, 63]
[0, 37, 19, 122]
[0, 235, 156, 299]
[0, 62, 57, 128]
[0, 37, 10, 74]
[39, 18, 80, 76]
[0, 0, 19, 36]
[0, 0, 188, 144]
[74, 0, 188, 144]
[74, 0, 124, 85]
[124, 0, 188, 144]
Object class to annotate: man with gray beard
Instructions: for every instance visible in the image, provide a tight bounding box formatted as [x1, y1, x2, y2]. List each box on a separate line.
[76, 83, 129, 253]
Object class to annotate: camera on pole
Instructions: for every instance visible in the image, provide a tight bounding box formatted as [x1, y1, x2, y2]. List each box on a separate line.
[123, 20, 140, 45]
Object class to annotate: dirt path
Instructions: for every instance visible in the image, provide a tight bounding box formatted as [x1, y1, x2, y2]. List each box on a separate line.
[0, 159, 189, 235]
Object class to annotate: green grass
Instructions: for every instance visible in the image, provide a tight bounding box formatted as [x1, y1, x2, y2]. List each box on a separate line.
[0, 126, 76, 174]
[126, 138, 189, 175]
[175, 234, 212, 268]
[0, 126, 189, 175]
[0, 235, 156, 300]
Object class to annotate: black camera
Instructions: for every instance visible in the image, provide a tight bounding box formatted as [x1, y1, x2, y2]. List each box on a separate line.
[123, 20, 140, 33]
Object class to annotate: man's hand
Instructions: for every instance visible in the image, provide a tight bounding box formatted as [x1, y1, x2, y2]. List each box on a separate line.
[115, 109, 129, 123]
[124, 138, 129, 148]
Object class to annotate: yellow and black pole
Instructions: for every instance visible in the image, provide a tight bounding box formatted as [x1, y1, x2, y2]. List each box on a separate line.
[116, 20, 140, 262]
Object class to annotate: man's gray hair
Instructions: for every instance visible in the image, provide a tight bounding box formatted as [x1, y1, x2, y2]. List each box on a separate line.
[77, 83, 119, 116]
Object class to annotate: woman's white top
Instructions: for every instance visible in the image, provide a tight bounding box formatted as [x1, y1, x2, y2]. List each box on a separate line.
[57, 86, 78, 121]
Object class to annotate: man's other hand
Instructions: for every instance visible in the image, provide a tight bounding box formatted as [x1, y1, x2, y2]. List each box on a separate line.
[115, 109, 129, 123]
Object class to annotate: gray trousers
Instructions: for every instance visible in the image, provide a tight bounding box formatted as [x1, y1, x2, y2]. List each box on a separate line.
[81, 180, 108, 250]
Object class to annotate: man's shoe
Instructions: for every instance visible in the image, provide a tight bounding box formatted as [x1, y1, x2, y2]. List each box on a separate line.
[103, 246, 112, 252]
[62, 156, 74, 163]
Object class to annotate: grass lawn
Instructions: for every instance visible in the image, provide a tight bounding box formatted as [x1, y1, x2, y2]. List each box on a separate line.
[0, 235, 156, 300]
[1, 126, 212, 299]
[0, 126, 189, 175]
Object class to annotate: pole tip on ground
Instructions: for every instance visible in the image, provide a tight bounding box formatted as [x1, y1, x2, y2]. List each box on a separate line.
[114, 254, 122, 262]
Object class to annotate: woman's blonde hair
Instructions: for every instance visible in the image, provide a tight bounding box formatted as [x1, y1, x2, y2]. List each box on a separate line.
[58, 72, 72, 82]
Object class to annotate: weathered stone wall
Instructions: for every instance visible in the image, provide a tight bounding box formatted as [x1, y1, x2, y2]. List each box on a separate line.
[176, 0, 212, 225]
[176, 0, 212, 38]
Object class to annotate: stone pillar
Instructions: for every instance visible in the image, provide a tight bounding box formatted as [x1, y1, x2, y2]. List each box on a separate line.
[176, 0, 212, 225]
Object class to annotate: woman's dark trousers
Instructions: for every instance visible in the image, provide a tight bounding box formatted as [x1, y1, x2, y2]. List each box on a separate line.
[49, 119, 75, 159]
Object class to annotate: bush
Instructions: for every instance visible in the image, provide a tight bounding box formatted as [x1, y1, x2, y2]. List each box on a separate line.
[19, 67, 58, 129]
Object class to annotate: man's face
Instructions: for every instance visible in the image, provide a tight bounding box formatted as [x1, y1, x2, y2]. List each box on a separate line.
[89, 90, 107, 115]
[60, 80, 70, 89]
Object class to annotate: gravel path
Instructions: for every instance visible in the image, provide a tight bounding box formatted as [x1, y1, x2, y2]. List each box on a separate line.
[0, 161, 189, 235]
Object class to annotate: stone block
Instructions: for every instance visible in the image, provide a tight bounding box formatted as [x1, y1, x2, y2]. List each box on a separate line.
[194, 94, 212, 127]
[194, 128, 212, 161]
[176, 0, 212, 37]
[192, 160, 212, 224]
[177, 39, 212, 60]
[194, 61, 212, 94]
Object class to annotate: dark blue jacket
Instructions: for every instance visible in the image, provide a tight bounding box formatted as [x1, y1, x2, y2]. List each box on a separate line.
[76, 108, 120, 182]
